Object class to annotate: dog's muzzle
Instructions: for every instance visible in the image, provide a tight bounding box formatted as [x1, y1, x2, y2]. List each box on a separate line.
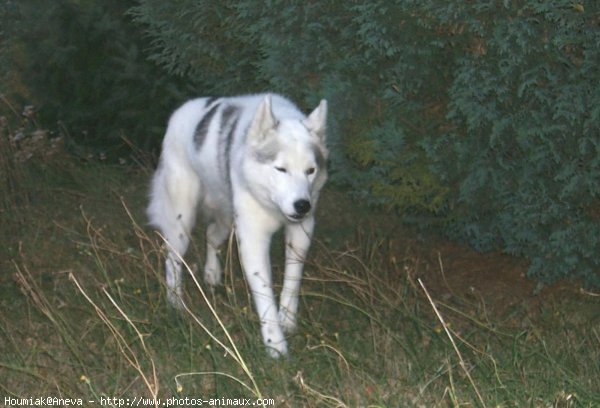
[289, 199, 311, 220]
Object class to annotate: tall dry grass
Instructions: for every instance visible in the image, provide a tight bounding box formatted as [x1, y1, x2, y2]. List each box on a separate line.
[1, 154, 598, 406]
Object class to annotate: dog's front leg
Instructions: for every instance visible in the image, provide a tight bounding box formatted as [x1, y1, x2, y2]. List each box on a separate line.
[235, 216, 287, 358]
[279, 216, 314, 334]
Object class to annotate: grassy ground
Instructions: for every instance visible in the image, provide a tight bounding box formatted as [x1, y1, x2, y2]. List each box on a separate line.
[1, 150, 599, 407]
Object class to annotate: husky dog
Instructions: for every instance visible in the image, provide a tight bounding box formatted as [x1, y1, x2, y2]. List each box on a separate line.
[147, 93, 328, 357]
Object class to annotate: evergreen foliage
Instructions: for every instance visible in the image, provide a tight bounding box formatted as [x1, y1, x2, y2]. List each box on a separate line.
[0, 0, 189, 153]
[418, 1, 599, 286]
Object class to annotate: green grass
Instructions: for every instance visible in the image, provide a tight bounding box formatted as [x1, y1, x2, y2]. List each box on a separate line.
[1, 155, 599, 407]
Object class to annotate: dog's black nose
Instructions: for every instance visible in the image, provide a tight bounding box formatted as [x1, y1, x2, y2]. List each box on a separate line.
[294, 199, 311, 215]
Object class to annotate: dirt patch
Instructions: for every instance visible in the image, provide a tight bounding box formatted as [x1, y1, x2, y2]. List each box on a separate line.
[387, 230, 596, 333]
[422, 242, 534, 314]
[318, 188, 593, 325]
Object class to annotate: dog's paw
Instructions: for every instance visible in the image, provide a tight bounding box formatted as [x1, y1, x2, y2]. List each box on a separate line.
[265, 338, 288, 359]
[204, 259, 222, 287]
[167, 289, 186, 310]
[262, 322, 288, 358]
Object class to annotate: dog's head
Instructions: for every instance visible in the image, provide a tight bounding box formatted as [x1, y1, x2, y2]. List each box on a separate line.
[244, 95, 328, 222]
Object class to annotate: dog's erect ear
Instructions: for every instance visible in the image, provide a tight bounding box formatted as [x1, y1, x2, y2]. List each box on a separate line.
[303, 99, 327, 141]
[248, 95, 278, 144]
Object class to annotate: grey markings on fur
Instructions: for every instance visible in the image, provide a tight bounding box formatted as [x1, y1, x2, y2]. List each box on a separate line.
[204, 96, 218, 108]
[253, 138, 281, 164]
[312, 143, 328, 189]
[194, 103, 220, 150]
[220, 105, 240, 191]
[312, 143, 327, 170]
[221, 105, 238, 128]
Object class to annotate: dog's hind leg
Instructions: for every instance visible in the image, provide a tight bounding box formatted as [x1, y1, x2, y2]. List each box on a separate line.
[204, 219, 231, 286]
[148, 161, 201, 309]
[279, 217, 314, 333]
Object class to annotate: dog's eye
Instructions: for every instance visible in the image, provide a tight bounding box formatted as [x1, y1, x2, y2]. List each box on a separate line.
[305, 168, 315, 175]
[275, 166, 287, 173]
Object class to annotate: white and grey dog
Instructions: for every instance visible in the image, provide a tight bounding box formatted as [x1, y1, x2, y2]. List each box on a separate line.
[147, 93, 328, 357]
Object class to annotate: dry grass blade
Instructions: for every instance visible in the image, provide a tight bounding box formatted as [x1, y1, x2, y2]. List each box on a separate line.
[418, 278, 486, 408]
[12, 262, 85, 366]
[174, 371, 258, 396]
[69, 272, 160, 404]
[294, 371, 349, 408]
